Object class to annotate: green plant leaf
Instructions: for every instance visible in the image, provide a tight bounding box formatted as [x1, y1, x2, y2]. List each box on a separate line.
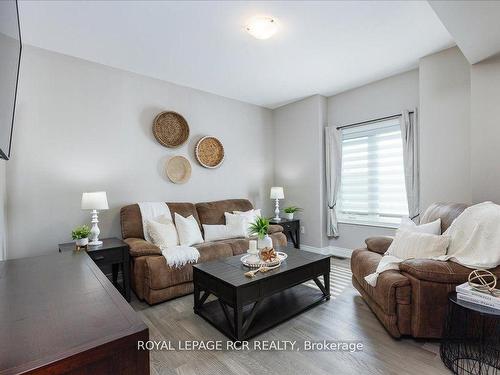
[284, 206, 303, 214]
[72, 225, 91, 240]
[248, 216, 269, 240]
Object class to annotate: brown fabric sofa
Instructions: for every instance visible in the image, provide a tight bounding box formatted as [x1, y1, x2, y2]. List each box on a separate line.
[351, 202, 500, 339]
[120, 199, 287, 305]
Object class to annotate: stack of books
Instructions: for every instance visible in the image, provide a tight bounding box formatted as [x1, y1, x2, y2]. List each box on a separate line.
[456, 282, 500, 310]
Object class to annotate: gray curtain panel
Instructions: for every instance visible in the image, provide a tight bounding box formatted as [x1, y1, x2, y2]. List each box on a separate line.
[400, 109, 420, 223]
[325, 126, 342, 237]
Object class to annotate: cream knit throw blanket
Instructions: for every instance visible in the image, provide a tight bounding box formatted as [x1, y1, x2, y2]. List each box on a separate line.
[138, 202, 199, 268]
[435, 201, 500, 268]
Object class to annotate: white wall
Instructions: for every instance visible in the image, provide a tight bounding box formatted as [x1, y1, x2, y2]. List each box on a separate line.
[419, 47, 472, 209]
[6, 46, 274, 259]
[273, 95, 326, 248]
[0, 160, 6, 260]
[471, 53, 500, 204]
[326, 69, 419, 250]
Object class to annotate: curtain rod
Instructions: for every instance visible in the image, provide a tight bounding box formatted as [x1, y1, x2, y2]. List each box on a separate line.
[336, 111, 414, 131]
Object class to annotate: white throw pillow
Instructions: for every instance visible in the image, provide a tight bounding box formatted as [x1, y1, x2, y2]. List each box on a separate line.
[203, 222, 245, 242]
[386, 230, 450, 259]
[400, 217, 441, 235]
[146, 215, 179, 248]
[233, 209, 261, 224]
[225, 212, 255, 238]
[232, 209, 262, 237]
[174, 213, 204, 246]
[225, 212, 250, 238]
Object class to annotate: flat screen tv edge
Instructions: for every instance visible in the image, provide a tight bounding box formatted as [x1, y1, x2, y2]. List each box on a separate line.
[0, 0, 22, 160]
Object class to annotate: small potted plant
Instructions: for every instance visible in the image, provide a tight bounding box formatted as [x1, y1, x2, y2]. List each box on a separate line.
[249, 217, 273, 250]
[72, 225, 91, 247]
[283, 206, 302, 220]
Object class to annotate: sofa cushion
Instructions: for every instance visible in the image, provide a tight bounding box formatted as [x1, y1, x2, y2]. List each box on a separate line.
[120, 202, 201, 240]
[217, 238, 249, 255]
[121, 204, 144, 239]
[420, 203, 468, 233]
[145, 241, 233, 290]
[268, 224, 283, 235]
[365, 236, 393, 255]
[124, 238, 161, 257]
[168, 202, 201, 229]
[400, 259, 500, 284]
[196, 241, 233, 262]
[196, 199, 253, 225]
[351, 248, 411, 314]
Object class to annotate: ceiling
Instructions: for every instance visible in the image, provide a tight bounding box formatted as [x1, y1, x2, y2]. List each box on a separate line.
[430, 1, 500, 64]
[18, 1, 454, 109]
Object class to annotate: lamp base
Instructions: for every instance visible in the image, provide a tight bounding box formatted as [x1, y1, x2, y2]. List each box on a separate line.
[273, 216, 281, 222]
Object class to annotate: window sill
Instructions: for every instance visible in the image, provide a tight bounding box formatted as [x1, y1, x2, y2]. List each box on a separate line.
[338, 219, 399, 229]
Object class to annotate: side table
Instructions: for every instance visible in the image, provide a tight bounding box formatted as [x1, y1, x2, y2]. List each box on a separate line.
[269, 218, 300, 249]
[440, 292, 500, 374]
[59, 237, 131, 302]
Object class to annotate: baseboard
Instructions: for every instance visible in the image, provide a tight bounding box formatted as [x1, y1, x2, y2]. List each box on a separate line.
[299, 244, 352, 258]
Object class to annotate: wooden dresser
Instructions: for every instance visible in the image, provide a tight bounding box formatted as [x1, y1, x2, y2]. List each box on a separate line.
[0, 251, 149, 375]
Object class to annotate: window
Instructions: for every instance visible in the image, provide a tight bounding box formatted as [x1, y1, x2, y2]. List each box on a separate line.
[338, 117, 408, 227]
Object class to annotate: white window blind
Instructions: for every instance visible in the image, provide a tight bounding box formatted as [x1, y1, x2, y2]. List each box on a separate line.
[338, 117, 409, 226]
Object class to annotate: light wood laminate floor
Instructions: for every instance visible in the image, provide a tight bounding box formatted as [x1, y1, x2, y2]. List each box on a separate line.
[131, 257, 449, 375]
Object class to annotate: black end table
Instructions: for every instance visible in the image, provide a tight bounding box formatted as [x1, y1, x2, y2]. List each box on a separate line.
[59, 238, 131, 302]
[193, 247, 330, 341]
[440, 292, 500, 374]
[269, 218, 300, 248]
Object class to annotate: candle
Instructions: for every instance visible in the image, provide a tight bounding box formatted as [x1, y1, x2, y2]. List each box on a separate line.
[249, 240, 257, 253]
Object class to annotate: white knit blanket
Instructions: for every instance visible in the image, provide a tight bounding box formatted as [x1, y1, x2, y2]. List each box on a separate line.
[436, 201, 500, 268]
[365, 201, 500, 287]
[138, 202, 199, 268]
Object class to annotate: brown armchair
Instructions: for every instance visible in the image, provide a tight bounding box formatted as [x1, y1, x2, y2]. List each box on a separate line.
[351, 202, 500, 338]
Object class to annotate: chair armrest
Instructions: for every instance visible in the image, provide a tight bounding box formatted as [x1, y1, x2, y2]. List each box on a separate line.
[268, 224, 283, 235]
[400, 259, 500, 283]
[123, 238, 161, 257]
[365, 236, 393, 254]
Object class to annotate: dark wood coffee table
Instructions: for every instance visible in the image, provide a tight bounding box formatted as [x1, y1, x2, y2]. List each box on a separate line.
[193, 247, 331, 341]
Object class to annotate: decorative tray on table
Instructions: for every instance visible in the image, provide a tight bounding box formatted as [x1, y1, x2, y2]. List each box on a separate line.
[240, 251, 288, 268]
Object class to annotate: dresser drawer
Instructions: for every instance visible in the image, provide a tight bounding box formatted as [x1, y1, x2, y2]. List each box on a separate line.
[87, 248, 124, 265]
[281, 222, 297, 231]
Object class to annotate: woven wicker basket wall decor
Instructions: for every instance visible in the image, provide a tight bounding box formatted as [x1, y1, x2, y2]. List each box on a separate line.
[195, 136, 225, 169]
[165, 156, 192, 184]
[153, 111, 190, 148]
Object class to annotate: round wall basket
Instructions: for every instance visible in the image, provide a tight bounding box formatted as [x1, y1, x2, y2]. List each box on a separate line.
[153, 111, 190, 148]
[165, 156, 192, 184]
[195, 136, 225, 168]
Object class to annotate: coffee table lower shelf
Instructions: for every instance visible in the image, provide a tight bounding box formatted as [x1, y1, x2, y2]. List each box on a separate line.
[194, 284, 328, 341]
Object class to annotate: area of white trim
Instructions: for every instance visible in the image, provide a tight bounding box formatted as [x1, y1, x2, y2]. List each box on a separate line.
[299, 244, 353, 259]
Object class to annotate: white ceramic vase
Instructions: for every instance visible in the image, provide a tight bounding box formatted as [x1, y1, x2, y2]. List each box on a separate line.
[286, 213, 294, 220]
[75, 237, 89, 246]
[257, 234, 273, 249]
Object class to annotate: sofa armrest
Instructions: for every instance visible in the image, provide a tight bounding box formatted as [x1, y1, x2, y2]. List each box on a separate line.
[123, 238, 161, 257]
[268, 224, 283, 235]
[365, 236, 393, 254]
[400, 259, 500, 284]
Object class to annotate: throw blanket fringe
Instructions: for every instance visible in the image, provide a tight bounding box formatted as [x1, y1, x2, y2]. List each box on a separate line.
[138, 202, 199, 268]
[161, 246, 200, 268]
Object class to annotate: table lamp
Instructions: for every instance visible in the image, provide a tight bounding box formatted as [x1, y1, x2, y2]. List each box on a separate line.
[270, 187, 284, 221]
[81, 191, 109, 246]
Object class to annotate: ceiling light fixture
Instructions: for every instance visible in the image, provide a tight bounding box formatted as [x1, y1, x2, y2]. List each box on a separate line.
[245, 16, 279, 40]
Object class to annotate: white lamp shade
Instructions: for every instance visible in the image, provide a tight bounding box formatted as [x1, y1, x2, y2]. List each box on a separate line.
[270, 187, 284, 199]
[81, 191, 109, 210]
